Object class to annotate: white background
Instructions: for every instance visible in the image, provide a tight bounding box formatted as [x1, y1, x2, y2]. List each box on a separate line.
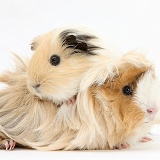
[0, 0, 160, 159]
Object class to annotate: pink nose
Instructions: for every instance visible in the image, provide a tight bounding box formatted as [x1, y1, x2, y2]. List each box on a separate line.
[147, 108, 158, 114]
[147, 107, 158, 122]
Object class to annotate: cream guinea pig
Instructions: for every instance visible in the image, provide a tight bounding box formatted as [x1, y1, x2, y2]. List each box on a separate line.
[27, 26, 121, 105]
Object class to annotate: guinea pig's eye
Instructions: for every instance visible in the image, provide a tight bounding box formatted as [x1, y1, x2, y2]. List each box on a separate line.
[50, 55, 60, 66]
[122, 85, 133, 96]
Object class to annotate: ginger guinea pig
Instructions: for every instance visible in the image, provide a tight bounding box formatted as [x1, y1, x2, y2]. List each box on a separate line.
[27, 27, 120, 104]
[63, 52, 160, 150]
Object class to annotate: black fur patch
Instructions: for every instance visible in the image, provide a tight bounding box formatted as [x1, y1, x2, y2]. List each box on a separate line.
[60, 29, 102, 55]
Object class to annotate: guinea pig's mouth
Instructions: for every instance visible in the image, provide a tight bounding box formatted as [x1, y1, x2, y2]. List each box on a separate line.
[27, 83, 42, 97]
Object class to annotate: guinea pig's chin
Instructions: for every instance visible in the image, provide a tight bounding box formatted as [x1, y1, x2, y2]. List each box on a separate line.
[41, 91, 77, 105]
[42, 93, 66, 104]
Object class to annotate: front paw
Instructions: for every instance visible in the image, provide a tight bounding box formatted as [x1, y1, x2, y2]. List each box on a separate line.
[115, 142, 130, 150]
[0, 139, 16, 150]
[139, 136, 152, 143]
[66, 95, 77, 106]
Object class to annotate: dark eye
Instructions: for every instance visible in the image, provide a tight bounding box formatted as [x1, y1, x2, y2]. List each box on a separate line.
[122, 85, 133, 95]
[50, 55, 60, 66]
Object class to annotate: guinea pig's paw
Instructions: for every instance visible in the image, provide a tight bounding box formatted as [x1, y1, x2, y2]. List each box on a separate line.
[66, 95, 77, 107]
[0, 139, 16, 150]
[115, 142, 130, 150]
[139, 136, 152, 143]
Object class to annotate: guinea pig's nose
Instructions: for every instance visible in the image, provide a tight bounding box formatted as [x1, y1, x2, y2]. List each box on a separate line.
[147, 107, 158, 114]
[147, 107, 158, 122]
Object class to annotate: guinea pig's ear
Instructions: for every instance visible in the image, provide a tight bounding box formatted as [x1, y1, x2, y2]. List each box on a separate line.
[30, 35, 44, 51]
[30, 41, 38, 51]
[60, 30, 100, 54]
[118, 51, 152, 71]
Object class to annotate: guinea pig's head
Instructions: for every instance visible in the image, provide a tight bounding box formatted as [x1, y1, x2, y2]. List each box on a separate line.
[27, 27, 103, 103]
[99, 52, 160, 129]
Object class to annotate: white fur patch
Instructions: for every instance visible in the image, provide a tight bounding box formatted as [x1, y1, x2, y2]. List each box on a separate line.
[135, 70, 160, 122]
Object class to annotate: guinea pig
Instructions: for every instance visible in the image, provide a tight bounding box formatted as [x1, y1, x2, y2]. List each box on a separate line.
[27, 26, 121, 105]
[63, 51, 160, 150]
